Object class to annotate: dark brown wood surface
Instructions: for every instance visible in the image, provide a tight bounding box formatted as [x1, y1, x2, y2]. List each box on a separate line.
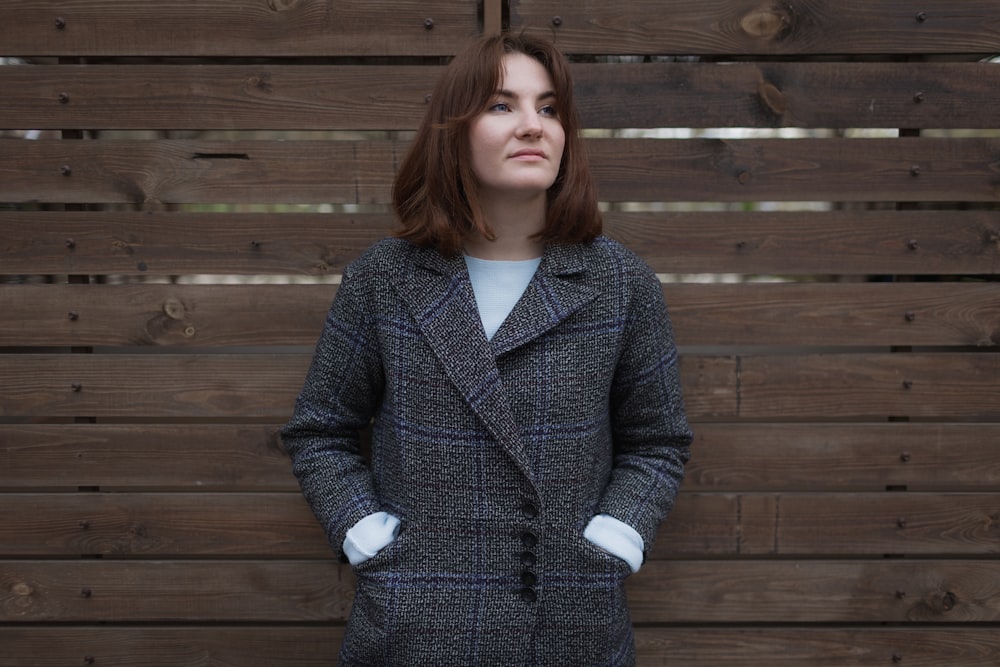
[4, 137, 1000, 205]
[511, 0, 1000, 55]
[2, 282, 999, 347]
[3, 0, 998, 663]
[1, 626, 999, 667]
[2, 352, 998, 419]
[2, 210, 998, 276]
[2, 491, 996, 557]
[3, 559, 998, 623]
[0, 0, 480, 57]
[4, 423, 998, 492]
[5, 62, 1000, 130]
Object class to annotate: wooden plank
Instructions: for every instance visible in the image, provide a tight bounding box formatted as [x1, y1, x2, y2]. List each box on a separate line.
[633, 627, 1000, 667]
[2, 282, 999, 348]
[0, 627, 345, 667]
[2, 626, 999, 667]
[3, 138, 999, 205]
[738, 353, 1000, 419]
[630, 559, 1000, 624]
[0, 0, 480, 57]
[686, 423, 1000, 492]
[3, 352, 999, 419]
[586, 137, 1000, 204]
[0, 424, 292, 490]
[4, 423, 1000, 492]
[0, 560, 350, 623]
[1, 210, 997, 277]
[604, 210, 1000, 277]
[0, 65, 440, 131]
[0, 140, 401, 206]
[0, 211, 395, 277]
[510, 0, 1000, 55]
[1, 492, 996, 558]
[0, 493, 328, 558]
[2, 559, 999, 623]
[0, 353, 738, 419]
[5, 62, 1000, 130]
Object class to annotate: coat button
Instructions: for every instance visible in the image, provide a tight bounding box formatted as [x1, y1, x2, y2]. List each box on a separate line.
[520, 586, 537, 602]
[520, 530, 538, 548]
[520, 570, 537, 587]
[519, 501, 539, 519]
[520, 550, 536, 566]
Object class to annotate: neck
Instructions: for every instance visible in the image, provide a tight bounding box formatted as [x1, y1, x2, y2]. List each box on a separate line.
[465, 193, 547, 260]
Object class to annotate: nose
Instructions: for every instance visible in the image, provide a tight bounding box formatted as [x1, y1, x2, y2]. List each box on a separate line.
[516, 110, 543, 138]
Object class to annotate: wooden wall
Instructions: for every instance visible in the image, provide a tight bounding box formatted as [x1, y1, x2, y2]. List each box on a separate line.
[2, 0, 999, 664]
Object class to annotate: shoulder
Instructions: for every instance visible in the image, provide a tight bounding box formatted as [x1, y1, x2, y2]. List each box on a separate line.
[343, 237, 419, 282]
[579, 235, 659, 286]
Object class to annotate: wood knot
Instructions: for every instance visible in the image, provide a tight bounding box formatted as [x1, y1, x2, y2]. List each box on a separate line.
[740, 4, 793, 40]
[162, 298, 187, 321]
[12, 582, 34, 597]
[757, 80, 788, 115]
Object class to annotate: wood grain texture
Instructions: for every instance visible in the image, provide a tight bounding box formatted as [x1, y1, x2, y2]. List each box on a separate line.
[685, 423, 1000, 492]
[510, 0, 1000, 54]
[2, 491, 995, 558]
[4, 423, 999, 492]
[0, 0, 480, 57]
[5, 62, 1000, 130]
[4, 138, 1000, 205]
[2, 210, 998, 277]
[2, 352, 998, 419]
[2, 282, 999, 347]
[1, 626, 999, 667]
[3, 559, 999, 623]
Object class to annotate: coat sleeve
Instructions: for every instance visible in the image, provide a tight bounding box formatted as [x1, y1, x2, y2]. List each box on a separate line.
[280, 264, 385, 557]
[600, 262, 693, 552]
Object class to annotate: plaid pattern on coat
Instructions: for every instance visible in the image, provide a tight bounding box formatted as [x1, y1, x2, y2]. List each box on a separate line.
[281, 236, 692, 667]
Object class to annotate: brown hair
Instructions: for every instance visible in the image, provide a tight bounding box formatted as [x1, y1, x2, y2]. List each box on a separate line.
[392, 33, 601, 256]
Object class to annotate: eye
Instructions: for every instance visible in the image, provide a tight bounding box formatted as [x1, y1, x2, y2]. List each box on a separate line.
[488, 102, 511, 113]
[538, 104, 558, 118]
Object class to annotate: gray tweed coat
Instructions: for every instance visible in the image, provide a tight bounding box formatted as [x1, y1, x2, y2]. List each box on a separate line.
[281, 235, 692, 667]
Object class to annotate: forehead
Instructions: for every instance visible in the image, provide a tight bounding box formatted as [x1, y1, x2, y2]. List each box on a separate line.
[498, 52, 556, 94]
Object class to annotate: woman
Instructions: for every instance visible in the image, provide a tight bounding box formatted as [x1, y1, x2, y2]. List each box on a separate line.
[281, 33, 692, 667]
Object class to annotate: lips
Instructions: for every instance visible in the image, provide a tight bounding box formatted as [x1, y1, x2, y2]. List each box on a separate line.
[510, 149, 547, 159]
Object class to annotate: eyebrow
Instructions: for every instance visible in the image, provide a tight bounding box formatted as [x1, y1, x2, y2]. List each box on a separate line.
[496, 88, 557, 102]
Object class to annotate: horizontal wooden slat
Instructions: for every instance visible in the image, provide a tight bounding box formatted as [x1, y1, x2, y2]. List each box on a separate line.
[0, 560, 351, 623]
[2, 352, 998, 419]
[3, 559, 999, 623]
[5, 62, 1000, 130]
[0, 424, 291, 490]
[511, 0, 1000, 55]
[2, 210, 997, 277]
[686, 423, 1000, 492]
[737, 353, 1000, 419]
[2, 282, 999, 347]
[628, 559, 1000, 623]
[0, 492, 996, 558]
[3, 138, 999, 205]
[3, 423, 999, 492]
[2, 626, 999, 667]
[0, 65, 439, 131]
[0, 0, 480, 57]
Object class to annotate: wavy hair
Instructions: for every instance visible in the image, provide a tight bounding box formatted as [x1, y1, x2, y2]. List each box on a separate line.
[392, 33, 601, 256]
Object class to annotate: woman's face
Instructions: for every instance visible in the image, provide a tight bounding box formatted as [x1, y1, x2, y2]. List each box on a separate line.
[468, 53, 566, 204]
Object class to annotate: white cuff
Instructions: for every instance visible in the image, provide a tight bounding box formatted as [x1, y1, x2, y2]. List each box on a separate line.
[583, 514, 644, 574]
[343, 512, 401, 566]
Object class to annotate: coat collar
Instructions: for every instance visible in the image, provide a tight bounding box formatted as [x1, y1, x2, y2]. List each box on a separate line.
[395, 241, 599, 485]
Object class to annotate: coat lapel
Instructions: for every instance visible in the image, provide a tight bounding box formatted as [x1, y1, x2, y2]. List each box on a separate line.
[393, 243, 599, 486]
[490, 242, 599, 357]
[393, 246, 536, 484]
